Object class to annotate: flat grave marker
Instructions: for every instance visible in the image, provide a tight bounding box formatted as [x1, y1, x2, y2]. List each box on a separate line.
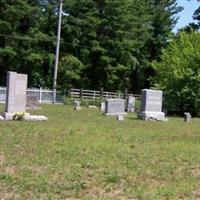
[105, 99, 126, 116]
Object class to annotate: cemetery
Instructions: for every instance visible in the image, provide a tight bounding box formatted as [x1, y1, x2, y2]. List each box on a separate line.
[0, 1, 200, 199]
[0, 72, 200, 199]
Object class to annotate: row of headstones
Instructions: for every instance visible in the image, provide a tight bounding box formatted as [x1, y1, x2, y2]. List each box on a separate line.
[74, 89, 166, 121]
[0, 71, 192, 122]
[0, 71, 47, 121]
[74, 89, 192, 122]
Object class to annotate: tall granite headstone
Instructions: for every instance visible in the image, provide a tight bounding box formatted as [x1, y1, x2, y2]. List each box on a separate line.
[138, 89, 167, 121]
[4, 71, 28, 120]
[105, 99, 126, 116]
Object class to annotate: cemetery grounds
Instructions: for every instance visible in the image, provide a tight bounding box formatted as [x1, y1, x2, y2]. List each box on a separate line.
[0, 104, 200, 200]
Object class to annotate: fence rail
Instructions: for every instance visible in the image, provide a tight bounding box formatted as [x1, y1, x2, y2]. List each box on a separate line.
[0, 87, 140, 104]
[69, 88, 140, 100]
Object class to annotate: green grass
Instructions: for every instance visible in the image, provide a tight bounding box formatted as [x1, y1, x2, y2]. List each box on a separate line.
[0, 104, 200, 200]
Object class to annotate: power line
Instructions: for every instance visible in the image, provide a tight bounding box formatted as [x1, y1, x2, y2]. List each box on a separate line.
[0, 34, 95, 49]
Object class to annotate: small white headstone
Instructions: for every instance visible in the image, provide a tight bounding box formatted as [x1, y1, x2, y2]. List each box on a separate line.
[184, 112, 192, 122]
[73, 100, 81, 110]
[127, 96, 135, 112]
[117, 115, 124, 121]
[100, 102, 105, 112]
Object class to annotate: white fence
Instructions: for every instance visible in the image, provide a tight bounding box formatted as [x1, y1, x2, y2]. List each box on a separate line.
[0, 87, 139, 104]
[0, 87, 64, 104]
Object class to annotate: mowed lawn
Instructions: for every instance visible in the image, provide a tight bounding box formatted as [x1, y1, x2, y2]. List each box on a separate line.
[0, 104, 200, 200]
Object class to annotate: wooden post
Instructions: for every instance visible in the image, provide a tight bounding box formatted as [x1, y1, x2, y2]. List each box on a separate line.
[100, 87, 103, 100]
[39, 87, 42, 103]
[68, 89, 71, 98]
[80, 88, 83, 99]
[123, 88, 128, 99]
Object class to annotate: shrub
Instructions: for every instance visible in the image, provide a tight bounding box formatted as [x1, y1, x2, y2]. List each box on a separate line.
[153, 31, 200, 116]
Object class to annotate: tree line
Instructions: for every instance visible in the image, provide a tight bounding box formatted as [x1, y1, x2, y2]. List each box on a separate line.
[0, 0, 182, 93]
[1, 0, 200, 116]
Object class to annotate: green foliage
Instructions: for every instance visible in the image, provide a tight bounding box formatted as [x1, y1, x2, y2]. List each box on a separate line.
[0, 0, 181, 92]
[58, 55, 84, 90]
[153, 31, 200, 116]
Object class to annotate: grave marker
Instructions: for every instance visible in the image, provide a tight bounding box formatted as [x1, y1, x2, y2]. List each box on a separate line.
[105, 99, 126, 116]
[127, 96, 135, 112]
[138, 89, 167, 121]
[184, 112, 192, 122]
[4, 72, 27, 120]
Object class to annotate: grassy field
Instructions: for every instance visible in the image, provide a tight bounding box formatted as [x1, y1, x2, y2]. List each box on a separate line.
[0, 104, 200, 200]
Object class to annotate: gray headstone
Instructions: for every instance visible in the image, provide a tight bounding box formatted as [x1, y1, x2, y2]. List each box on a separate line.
[127, 96, 135, 112]
[100, 102, 105, 112]
[26, 96, 41, 110]
[184, 112, 192, 122]
[105, 99, 126, 116]
[6, 71, 28, 113]
[4, 72, 28, 120]
[138, 89, 167, 121]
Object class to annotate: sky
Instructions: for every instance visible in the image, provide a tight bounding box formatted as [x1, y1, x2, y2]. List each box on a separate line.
[174, 0, 199, 32]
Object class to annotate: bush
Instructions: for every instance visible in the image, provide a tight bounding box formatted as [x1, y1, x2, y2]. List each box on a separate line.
[153, 31, 200, 116]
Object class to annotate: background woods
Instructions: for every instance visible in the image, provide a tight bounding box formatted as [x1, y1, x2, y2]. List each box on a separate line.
[0, 0, 182, 92]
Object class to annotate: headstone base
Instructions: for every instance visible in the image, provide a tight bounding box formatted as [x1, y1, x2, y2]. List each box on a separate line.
[138, 111, 168, 122]
[0, 115, 5, 120]
[127, 108, 135, 112]
[2, 112, 30, 120]
[24, 115, 48, 121]
[105, 112, 127, 116]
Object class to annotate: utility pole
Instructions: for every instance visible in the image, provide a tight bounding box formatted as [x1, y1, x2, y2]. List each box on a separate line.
[53, 0, 63, 104]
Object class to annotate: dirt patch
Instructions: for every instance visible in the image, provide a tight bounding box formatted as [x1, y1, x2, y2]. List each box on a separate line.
[31, 165, 48, 174]
[0, 154, 5, 164]
[193, 188, 200, 199]
[0, 184, 21, 200]
[84, 186, 137, 200]
[191, 168, 200, 179]
[5, 166, 17, 175]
